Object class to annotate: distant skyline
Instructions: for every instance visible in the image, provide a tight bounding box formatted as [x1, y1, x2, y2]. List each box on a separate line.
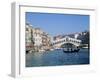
[26, 12, 89, 36]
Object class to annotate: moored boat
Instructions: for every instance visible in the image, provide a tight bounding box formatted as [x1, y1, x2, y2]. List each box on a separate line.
[63, 48, 80, 53]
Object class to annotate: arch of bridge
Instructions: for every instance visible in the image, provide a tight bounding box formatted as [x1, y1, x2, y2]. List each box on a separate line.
[59, 41, 81, 47]
[60, 42, 80, 48]
[52, 36, 81, 47]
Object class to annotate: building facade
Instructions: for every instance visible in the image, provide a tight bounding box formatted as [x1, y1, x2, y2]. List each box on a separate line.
[32, 28, 43, 52]
[25, 23, 34, 52]
[26, 23, 52, 53]
[42, 32, 52, 51]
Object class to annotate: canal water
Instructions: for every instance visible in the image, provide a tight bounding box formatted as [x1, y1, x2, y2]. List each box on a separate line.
[26, 49, 89, 67]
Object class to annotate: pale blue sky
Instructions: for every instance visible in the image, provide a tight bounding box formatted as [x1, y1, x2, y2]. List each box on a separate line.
[26, 12, 89, 36]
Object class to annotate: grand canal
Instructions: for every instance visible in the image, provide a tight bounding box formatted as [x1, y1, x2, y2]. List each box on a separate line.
[26, 49, 89, 67]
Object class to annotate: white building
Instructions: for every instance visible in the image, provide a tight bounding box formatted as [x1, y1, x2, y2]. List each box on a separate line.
[25, 23, 34, 51]
[74, 33, 79, 39]
[33, 28, 42, 46]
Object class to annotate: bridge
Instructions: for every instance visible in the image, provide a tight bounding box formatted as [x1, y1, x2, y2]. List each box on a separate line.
[52, 36, 82, 49]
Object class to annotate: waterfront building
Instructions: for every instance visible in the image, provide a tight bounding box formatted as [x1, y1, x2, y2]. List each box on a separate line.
[32, 28, 43, 51]
[26, 23, 53, 52]
[42, 32, 52, 51]
[25, 23, 34, 52]
[53, 35, 63, 40]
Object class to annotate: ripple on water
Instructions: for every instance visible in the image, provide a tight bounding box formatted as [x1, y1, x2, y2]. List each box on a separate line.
[26, 49, 89, 67]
